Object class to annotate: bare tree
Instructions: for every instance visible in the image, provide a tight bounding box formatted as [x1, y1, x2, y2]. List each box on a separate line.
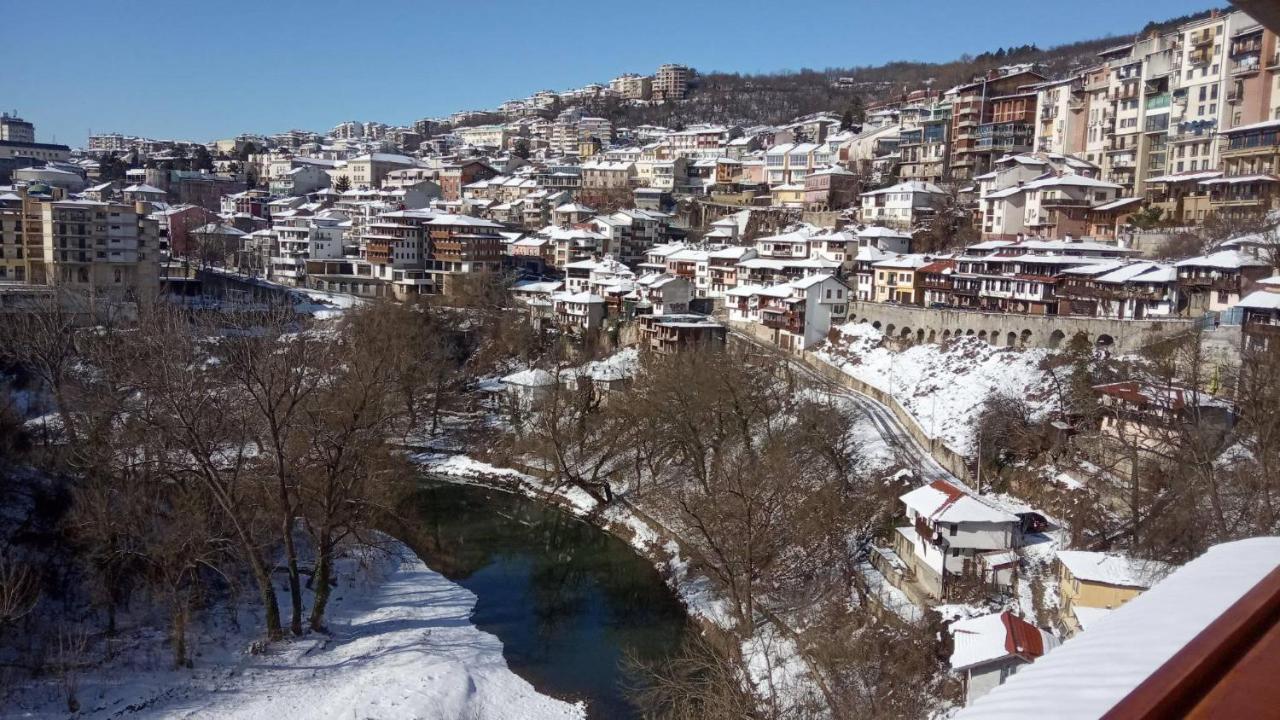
[221, 307, 322, 636]
[123, 307, 285, 640]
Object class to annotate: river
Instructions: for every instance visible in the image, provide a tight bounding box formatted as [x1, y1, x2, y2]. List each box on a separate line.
[394, 480, 691, 719]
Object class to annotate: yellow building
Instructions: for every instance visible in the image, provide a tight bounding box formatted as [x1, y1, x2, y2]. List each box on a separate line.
[769, 182, 806, 208]
[871, 254, 929, 305]
[1057, 550, 1168, 635]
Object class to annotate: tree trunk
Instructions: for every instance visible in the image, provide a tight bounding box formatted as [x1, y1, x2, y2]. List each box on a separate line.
[172, 597, 189, 668]
[281, 514, 303, 636]
[309, 532, 333, 633]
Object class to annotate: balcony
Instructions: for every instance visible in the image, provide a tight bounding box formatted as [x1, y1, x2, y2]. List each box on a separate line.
[1040, 197, 1092, 208]
[1231, 57, 1261, 77]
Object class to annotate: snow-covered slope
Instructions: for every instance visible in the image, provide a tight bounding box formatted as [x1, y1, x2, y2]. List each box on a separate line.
[10, 544, 585, 720]
[814, 323, 1059, 455]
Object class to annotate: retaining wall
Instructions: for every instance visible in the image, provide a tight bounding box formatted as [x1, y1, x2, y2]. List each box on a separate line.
[844, 301, 1194, 353]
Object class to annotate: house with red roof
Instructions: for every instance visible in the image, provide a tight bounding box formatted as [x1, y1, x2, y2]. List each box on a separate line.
[893, 479, 1023, 598]
[950, 611, 1058, 706]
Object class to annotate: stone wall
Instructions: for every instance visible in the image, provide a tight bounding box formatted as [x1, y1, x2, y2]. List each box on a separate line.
[844, 301, 1195, 353]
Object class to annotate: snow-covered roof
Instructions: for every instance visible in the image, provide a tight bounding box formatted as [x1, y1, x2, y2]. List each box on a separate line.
[1200, 174, 1280, 186]
[1146, 170, 1222, 184]
[1221, 118, 1280, 135]
[1056, 551, 1168, 588]
[1237, 288, 1280, 310]
[871, 254, 931, 270]
[123, 183, 167, 194]
[955, 537, 1280, 720]
[1093, 262, 1175, 285]
[861, 180, 948, 197]
[858, 226, 913, 240]
[1092, 196, 1142, 212]
[900, 480, 1019, 524]
[553, 291, 604, 304]
[501, 368, 556, 387]
[950, 611, 1058, 671]
[426, 214, 503, 229]
[1174, 249, 1270, 269]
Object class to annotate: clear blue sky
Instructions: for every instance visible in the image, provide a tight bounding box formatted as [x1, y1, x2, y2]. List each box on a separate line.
[2, 0, 1217, 147]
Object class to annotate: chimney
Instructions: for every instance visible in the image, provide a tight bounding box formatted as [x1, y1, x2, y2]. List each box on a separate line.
[1065, 233, 1074, 243]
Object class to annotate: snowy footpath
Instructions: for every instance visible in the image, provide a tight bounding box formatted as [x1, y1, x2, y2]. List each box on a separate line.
[10, 544, 585, 720]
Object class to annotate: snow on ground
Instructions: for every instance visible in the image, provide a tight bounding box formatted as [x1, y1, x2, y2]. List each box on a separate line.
[855, 561, 924, 623]
[814, 323, 1060, 455]
[8, 542, 584, 720]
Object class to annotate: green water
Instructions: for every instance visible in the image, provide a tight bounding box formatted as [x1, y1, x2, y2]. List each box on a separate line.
[395, 481, 691, 719]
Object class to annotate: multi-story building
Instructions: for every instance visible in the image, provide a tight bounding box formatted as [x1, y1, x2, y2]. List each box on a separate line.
[1034, 76, 1088, 156]
[893, 478, 1023, 599]
[898, 102, 953, 183]
[726, 273, 849, 350]
[0, 186, 159, 303]
[0, 113, 35, 143]
[333, 153, 416, 190]
[668, 125, 726, 159]
[653, 64, 692, 101]
[439, 159, 498, 201]
[948, 68, 1046, 180]
[1239, 276, 1280, 351]
[609, 73, 652, 101]
[454, 124, 512, 149]
[425, 214, 505, 295]
[859, 180, 950, 229]
[1208, 118, 1280, 216]
[978, 90, 1038, 165]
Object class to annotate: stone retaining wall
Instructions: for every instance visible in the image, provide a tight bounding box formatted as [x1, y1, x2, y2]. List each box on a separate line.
[844, 301, 1194, 353]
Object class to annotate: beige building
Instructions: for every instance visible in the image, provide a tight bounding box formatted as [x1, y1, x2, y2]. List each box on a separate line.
[609, 73, 652, 100]
[331, 153, 416, 190]
[653, 64, 692, 101]
[1056, 551, 1167, 635]
[1, 187, 159, 303]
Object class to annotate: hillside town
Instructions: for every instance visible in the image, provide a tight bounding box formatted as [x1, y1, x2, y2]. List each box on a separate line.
[1, 4, 1279, 720]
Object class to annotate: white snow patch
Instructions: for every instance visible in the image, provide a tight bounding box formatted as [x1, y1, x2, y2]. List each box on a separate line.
[814, 323, 1059, 455]
[9, 542, 584, 720]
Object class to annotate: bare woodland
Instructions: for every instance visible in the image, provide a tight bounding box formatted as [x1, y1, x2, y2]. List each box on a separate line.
[0, 294, 499, 709]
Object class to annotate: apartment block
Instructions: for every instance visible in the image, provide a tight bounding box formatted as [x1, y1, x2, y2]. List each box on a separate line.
[653, 64, 692, 101]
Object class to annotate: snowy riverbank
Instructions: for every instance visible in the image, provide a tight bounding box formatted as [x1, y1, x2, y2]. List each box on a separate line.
[8, 543, 584, 720]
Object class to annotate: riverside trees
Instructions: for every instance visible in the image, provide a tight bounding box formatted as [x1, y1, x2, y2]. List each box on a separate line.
[0, 295, 458, 659]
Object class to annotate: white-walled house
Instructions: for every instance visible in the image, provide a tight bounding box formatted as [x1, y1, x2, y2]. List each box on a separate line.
[950, 611, 1058, 707]
[894, 479, 1022, 599]
[729, 274, 850, 350]
[1174, 249, 1272, 314]
[552, 291, 606, 333]
[632, 273, 692, 315]
[859, 181, 949, 229]
[856, 225, 913, 254]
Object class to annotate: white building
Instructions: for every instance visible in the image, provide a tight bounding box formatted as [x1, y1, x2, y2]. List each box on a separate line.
[860, 181, 949, 229]
[893, 479, 1022, 599]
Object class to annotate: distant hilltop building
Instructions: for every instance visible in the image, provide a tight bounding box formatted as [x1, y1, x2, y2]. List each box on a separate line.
[0, 112, 35, 143]
[609, 73, 652, 101]
[654, 64, 692, 101]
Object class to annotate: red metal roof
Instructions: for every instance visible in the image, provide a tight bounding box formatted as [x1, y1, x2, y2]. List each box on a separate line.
[1002, 612, 1049, 660]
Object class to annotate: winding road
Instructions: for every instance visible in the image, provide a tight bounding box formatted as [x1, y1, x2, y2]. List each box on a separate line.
[728, 329, 957, 483]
